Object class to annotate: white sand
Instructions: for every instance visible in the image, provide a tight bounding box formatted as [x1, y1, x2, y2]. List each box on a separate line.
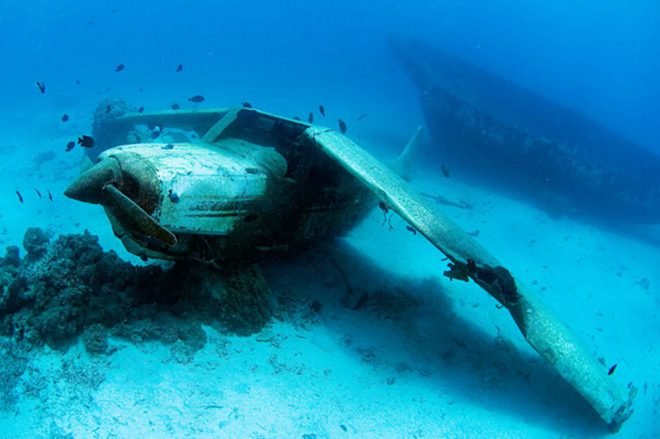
[0, 109, 658, 438]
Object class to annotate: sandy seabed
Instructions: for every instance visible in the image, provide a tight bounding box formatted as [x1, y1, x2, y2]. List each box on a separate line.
[0, 110, 658, 439]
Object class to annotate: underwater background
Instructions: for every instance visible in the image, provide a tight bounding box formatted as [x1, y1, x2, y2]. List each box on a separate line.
[0, 0, 658, 437]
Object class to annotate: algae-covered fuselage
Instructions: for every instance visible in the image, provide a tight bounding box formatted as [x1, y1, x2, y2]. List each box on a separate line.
[66, 104, 374, 262]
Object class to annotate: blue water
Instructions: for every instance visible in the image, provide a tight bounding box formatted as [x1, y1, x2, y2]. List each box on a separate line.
[0, 1, 659, 437]
[2, 0, 659, 148]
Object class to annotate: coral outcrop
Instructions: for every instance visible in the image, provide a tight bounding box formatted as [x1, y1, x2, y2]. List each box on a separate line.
[0, 228, 275, 355]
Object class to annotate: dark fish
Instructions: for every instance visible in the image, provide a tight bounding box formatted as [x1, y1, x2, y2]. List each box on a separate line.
[441, 164, 451, 178]
[138, 106, 145, 113]
[36, 81, 46, 94]
[338, 119, 347, 134]
[188, 95, 205, 103]
[176, 64, 183, 72]
[171, 103, 181, 110]
[319, 105, 325, 117]
[16, 191, 23, 203]
[356, 113, 368, 121]
[77, 135, 95, 148]
[292, 116, 301, 121]
[168, 189, 179, 203]
[75, 79, 80, 85]
[65, 141, 75, 152]
[307, 112, 314, 123]
[138, 87, 143, 93]
[406, 225, 417, 235]
[35, 189, 42, 198]
[47, 190, 53, 201]
[115, 63, 125, 72]
[105, 105, 111, 114]
[161, 143, 174, 150]
[61, 114, 69, 122]
[608, 364, 617, 376]
[241, 102, 253, 108]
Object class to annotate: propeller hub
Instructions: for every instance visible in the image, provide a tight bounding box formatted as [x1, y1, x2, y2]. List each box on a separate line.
[64, 152, 160, 214]
[65, 152, 175, 246]
[64, 157, 121, 204]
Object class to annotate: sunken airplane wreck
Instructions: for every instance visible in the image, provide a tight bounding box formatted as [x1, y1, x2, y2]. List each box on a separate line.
[389, 36, 660, 223]
[65, 102, 633, 429]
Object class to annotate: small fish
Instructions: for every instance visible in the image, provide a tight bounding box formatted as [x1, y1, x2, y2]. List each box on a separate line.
[171, 103, 181, 110]
[338, 119, 347, 134]
[36, 81, 46, 94]
[608, 364, 617, 376]
[356, 113, 368, 121]
[441, 164, 451, 178]
[188, 95, 205, 103]
[161, 143, 174, 150]
[77, 135, 95, 148]
[241, 102, 253, 108]
[47, 190, 53, 201]
[16, 191, 23, 203]
[75, 79, 80, 85]
[35, 189, 42, 198]
[138, 87, 143, 93]
[65, 141, 75, 152]
[115, 63, 125, 72]
[406, 225, 417, 235]
[138, 106, 145, 113]
[292, 116, 301, 121]
[61, 114, 69, 122]
[307, 112, 314, 123]
[175, 64, 183, 72]
[168, 189, 179, 203]
[105, 105, 111, 114]
[319, 105, 325, 117]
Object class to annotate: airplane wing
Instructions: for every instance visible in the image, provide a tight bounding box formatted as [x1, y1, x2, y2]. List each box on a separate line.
[305, 126, 633, 430]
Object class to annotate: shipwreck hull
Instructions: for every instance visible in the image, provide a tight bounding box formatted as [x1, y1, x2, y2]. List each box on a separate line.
[390, 37, 660, 223]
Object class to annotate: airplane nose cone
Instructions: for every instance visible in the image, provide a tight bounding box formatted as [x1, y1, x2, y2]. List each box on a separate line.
[66, 151, 176, 246]
[64, 158, 120, 204]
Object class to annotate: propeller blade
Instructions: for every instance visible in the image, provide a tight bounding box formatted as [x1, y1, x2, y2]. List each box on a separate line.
[104, 184, 177, 247]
